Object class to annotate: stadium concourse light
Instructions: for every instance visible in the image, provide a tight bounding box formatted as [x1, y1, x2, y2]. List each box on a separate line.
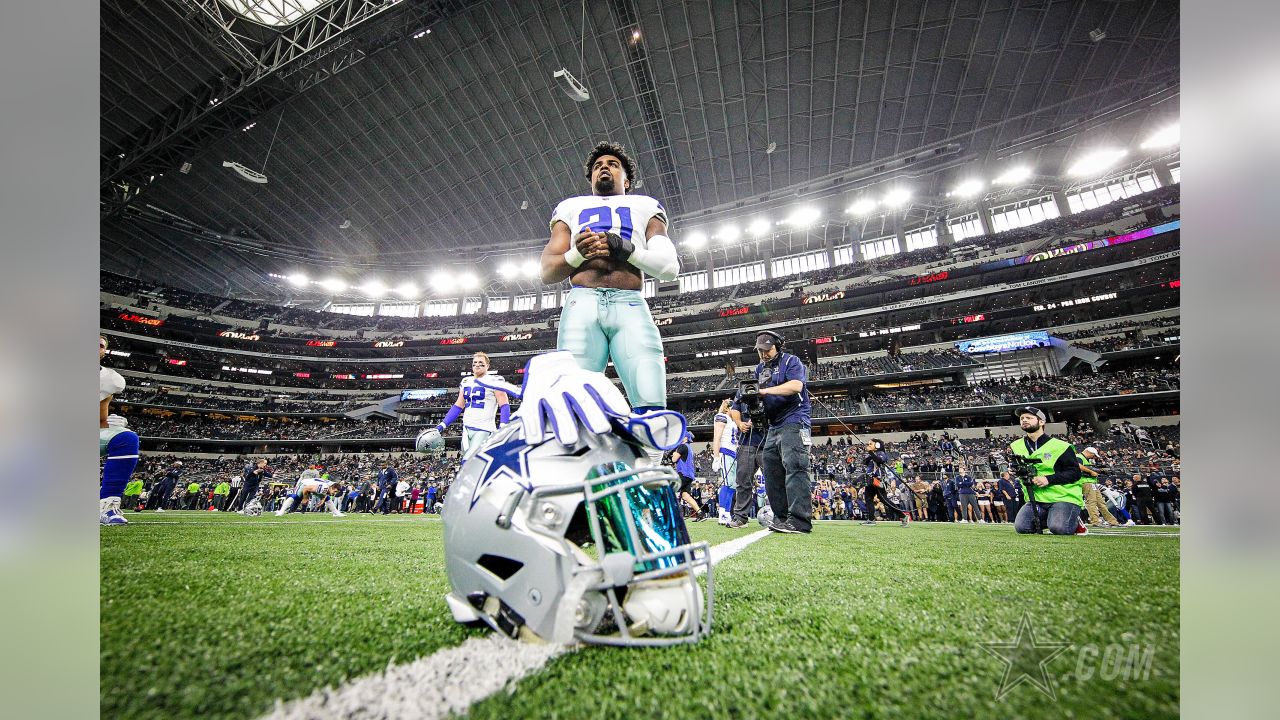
[394, 282, 420, 299]
[993, 165, 1033, 185]
[717, 224, 740, 243]
[521, 260, 540, 278]
[950, 179, 985, 198]
[685, 232, 707, 249]
[319, 278, 347, 293]
[457, 272, 481, 291]
[882, 188, 912, 208]
[785, 206, 821, 228]
[1141, 123, 1180, 150]
[286, 273, 309, 287]
[429, 272, 456, 294]
[746, 218, 771, 236]
[1067, 148, 1127, 177]
[846, 198, 877, 216]
[360, 280, 387, 298]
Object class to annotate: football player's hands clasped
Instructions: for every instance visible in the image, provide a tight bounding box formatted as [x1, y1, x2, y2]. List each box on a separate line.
[574, 229, 611, 261]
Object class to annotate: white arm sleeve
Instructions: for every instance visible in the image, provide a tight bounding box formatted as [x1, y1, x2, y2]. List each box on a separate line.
[627, 233, 680, 281]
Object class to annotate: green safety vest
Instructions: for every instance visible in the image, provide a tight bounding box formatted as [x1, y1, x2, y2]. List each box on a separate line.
[1076, 453, 1097, 484]
[124, 480, 143, 496]
[1010, 436, 1083, 507]
[214, 482, 231, 496]
[187, 482, 201, 494]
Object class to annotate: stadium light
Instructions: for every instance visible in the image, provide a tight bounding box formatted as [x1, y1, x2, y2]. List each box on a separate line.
[360, 280, 387, 298]
[747, 218, 771, 236]
[319, 277, 347, 294]
[846, 198, 878, 216]
[394, 282, 420, 298]
[993, 165, 1033, 185]
[521, 260, 540, 278]
[286, 273, 309, 287]
[717, 224, 740, 243]
[1141, 123, 1180, 150]
[785, 206, 821, 228]
[498, 261, 517, 277]
[685, 232, 707, 249]
[457, 272, 481, 291]
[882, 188, 912, 208]
[950, 179, 985, 198]
[429, 272, 456, 294]
[1067, 148, 1127, 177]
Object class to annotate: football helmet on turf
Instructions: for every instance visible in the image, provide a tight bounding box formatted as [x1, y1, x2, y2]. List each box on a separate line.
[757, 505, 775, 529]
[442, 419, 712, 647]
[242, 498, 264, 517]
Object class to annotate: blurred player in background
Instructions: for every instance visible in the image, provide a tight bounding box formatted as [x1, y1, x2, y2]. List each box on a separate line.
[99, 335, 140, 525]
[711, 399, 739, 524]
[540, 141, 680, 417]
[417, 352, 509, 458]
[237, 458, 272, 515]
[860, 439, 911, 527]
[276, 466, 344, 517]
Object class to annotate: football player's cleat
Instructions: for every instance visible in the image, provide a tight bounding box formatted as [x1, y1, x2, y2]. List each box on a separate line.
[442, 417, 710, 647]
[99, 498, 128, 525]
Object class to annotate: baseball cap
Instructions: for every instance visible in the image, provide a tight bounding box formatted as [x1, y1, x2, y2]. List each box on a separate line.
[1084, 446, 1100, 456]
[754, 331, 782, 351]
[1016, 406, 1046, 422]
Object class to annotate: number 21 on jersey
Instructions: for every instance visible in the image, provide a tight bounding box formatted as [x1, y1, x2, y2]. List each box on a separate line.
[578, 206, 634, 241]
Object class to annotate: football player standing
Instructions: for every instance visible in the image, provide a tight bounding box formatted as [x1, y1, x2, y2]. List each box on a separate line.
[417, 352, 510, 458]
[99, 335, 140, 525]
[539, 141, 680, 417]
[711, 399, 739, 524]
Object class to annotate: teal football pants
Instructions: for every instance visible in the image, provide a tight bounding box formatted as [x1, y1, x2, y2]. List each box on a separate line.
[557, 287, 666, 409]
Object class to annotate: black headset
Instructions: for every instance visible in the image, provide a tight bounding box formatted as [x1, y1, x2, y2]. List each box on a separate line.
[755, 330, 785, 349]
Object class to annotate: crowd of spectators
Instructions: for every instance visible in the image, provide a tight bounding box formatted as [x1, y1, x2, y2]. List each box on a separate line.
[102, 184, 1178, 336]
[681, 365, 1179, 424]
[116, 420, 1179, 526]
[123, 452, 467, 515]
[783, 424, 1176, 524]
[673, 422, 1179, 525]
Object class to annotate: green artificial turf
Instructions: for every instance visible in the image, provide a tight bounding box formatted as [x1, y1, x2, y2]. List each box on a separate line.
[101, 514, 1179, 720]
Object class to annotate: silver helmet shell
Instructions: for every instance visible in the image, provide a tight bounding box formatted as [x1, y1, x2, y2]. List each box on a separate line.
[442, 421, 712, 646]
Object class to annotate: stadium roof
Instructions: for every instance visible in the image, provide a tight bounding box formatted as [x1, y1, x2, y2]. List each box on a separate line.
[100, 0, 1179, 298]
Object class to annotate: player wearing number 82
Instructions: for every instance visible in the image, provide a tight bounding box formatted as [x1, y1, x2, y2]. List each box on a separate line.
[426, 352, 511, 458]
[540, 142, 680, 415]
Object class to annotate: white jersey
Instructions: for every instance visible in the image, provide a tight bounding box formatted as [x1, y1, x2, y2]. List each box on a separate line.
[461, 375, 504, 432]
[294, 476, 335, 495]
[100, 366, 126, 402]
[549, 194, 669, 275]
[713, 412, 738, 458]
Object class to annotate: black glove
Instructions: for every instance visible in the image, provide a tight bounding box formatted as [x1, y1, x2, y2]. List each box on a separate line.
[603, 232, 635, 261]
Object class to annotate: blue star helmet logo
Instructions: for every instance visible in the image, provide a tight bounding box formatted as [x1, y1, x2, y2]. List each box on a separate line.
[468, 431, 537, 510]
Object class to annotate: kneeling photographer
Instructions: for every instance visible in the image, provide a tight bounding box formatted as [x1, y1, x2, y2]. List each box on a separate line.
[1009, 406, 1086, 535]
[738, 331, 813, 534]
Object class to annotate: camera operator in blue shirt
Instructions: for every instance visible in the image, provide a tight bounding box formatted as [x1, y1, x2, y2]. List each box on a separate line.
[739, 331, 813, 534]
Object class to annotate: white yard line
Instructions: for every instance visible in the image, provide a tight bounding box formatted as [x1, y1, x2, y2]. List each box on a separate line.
[259, 529, 772, 720]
